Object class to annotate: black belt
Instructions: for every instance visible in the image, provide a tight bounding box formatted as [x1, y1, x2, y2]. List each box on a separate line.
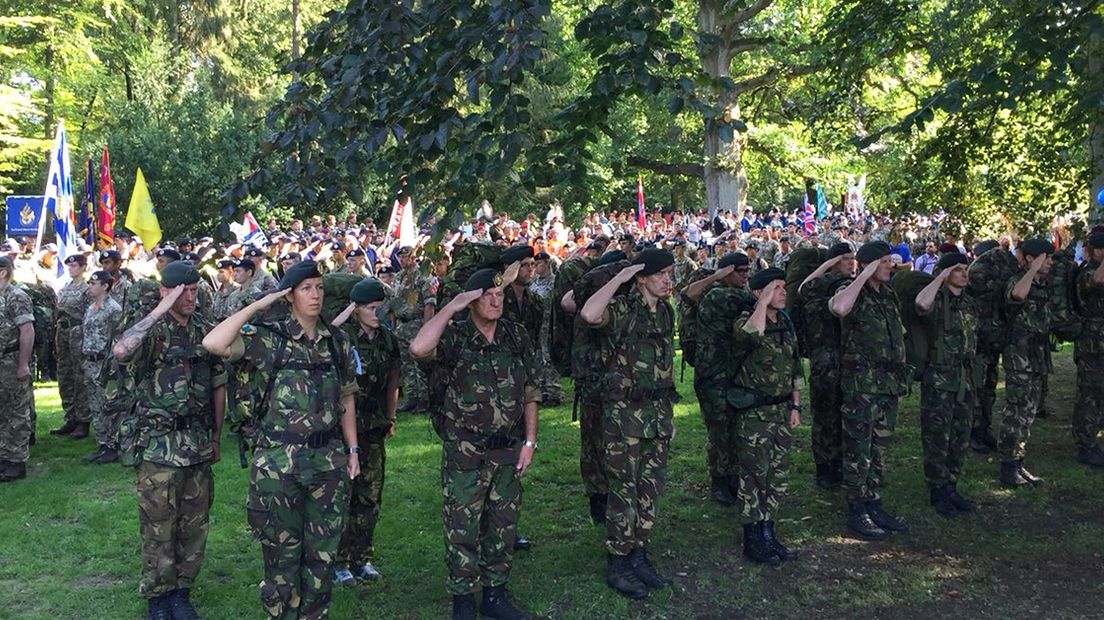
[454, 426, 521, 451]
[170, 416, 210, 431]
[85, 353, 106, 362]
[265, 426, 341, 449]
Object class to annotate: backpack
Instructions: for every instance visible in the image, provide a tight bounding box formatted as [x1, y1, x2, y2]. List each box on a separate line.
[1049, 248, 1082, 342]
[436, 241, 502, 309]
[784, 247, 827, 356]
[890, 269, 936, 380]
[798, 271, 850, 354]
[18, 282, 55, 349]
[676, 266, 717, 368]
[693, 285, 757, 385]
[967, 248, 1020, 354]
[321, 272, 366, 323]
[549, 255, 592, 375]
[570, 260, 632, 380]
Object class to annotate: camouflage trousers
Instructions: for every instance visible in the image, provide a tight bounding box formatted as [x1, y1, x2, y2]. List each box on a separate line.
[1038, 372, 1049, 415]
[809, 349, 843, 465]
[135, 461, 213, 598]
[696, 383, 737, 478]
[338, 431, 386, 567]
[56, 325, 88, 423]
[734, 405, 793, 525]
[604, 433, 669, 556]
[577, 395, 608, 496]
[999, 371, 1043, 462]
[0, 359, 34, 464]
[247, 465, 349, 620]
[971, 351, 1000, 433]
[441, 456, 522, 595]
[538, 319, 563, 403]
[1073, 361, 1104, 451]
[840, 390, 897, 503]
[395, 320, 428, 405]
[81, 357, 116, 448]
[919, 374, 972, 489]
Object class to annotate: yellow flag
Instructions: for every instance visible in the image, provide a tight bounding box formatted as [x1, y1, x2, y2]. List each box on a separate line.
[125, 167, 162, 249]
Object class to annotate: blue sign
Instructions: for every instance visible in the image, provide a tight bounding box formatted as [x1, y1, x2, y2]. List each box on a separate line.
[4, 195, 50, 237]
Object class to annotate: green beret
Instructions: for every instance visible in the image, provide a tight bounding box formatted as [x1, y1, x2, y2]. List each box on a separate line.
[855, 241, 892, 264]
[1088, 232, 1104, 249]
[1020, 238, 1054, 257]
[597, 250, 626, 266]
[464, 267, 501, 292]
[279, 260, 323, 290]
[350, 278, 386, 304]
[500, 244, 535, 266]
[973, 240, 999, 256]
[749, 267, 786, 291]
[160, 260, 200, 287]
[717, 252, 749, 270]
[631, 248, 674, 276]
[935, 252, 969, 271]
[828, 242, 854, 259]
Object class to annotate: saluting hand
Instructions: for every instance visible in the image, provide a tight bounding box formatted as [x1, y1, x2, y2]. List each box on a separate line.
[254, 288, 289, 311]
[1029, 252, 1048, 272]
[448, 288, 484, 311]
[713, 264, 735, 280]
[153, 285, 186, 315]
[616, 263, 646, 283]
[499, 261, 521, 290]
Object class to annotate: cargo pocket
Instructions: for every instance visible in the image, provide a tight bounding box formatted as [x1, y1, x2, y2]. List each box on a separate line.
[245, 492, 274, 544]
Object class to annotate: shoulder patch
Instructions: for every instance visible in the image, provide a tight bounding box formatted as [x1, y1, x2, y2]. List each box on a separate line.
[241, 324, 257, 335]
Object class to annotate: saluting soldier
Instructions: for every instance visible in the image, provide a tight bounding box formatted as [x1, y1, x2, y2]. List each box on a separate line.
[203, 260, 360, 620]
[80, 270, 123, 464]
[580, 248, 676, 600]
[51, 254, 91, 439]
[99, 249, 136, 305]
[110, 261, 226, 620]
[1073, 231, 1104, 469]
[0, 256, 35, 483]
[411, 265, 540, 620]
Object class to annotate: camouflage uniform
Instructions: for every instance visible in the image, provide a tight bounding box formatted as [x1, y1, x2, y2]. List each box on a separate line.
[125, 314, 226, 599]
[730, 312, 800, 524]
[251, 269, 280, 293]
[919, 289, 977, 489]
[211, 283, 245, 320]
[337, 322, 400, 569]
[594, 291, 676, 556]
[999, 272, 1052, 463]
[671, 256, 698, 296]
[418, 319, 540, 595]
[1074, 261, 1104, 453]
[529, 272, 563, 403]
[230, 317, 357, 619]
[0, 284, 35, 467]
[801, 274, 850, 468]
[838, 284, 909, 503]
[107, 269, 135, 306]
[390, 266, 435, 404]
[549, 256, 593, 376]
[55, 278, 90, 424]
[81, 298, 122, 448]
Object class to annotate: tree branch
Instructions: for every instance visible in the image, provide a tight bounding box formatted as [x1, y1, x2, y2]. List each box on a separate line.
[746, 137, 802, 177]
[725, 36, 774, 62]
[732, 63, 819, 95]
[725, 0, 774, 25]
[627, 156, 704, 178]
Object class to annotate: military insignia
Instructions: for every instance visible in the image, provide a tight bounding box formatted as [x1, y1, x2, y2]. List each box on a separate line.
[241, 324, 257, 335]
[20, 204, 34, 225]
[493, 273, 503, 287]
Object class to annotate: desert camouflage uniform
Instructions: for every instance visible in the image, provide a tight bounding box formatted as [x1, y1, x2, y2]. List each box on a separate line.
[801, 273, 850, 468]
[594, 291, 676, 556]
[107, 269, 136, 306]
[126, 314, 226, 599]
[391, 265, 435, 404]
[0, 284, 35, 467]
[999, 272, 1052, 463]
[230, 317, 357, 619]
[337, 322, 400, 569]
[1074, 261, 1104, 452]
[81, 297, 122, 447]
[418, 319, 540, 595]
[730, 311, 800, 524]
[55, 277, 90, 424]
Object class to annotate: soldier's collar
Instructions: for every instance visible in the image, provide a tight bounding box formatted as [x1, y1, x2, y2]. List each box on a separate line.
[286, 316, 332, 341]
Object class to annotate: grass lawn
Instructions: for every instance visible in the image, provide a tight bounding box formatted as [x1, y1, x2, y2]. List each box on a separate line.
[1, 348, 1101, 619]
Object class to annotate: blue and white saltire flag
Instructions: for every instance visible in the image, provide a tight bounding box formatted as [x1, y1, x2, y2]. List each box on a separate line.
[35, 120, 79, 275]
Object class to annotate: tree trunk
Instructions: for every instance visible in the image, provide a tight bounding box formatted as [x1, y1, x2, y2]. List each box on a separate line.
[1090, 31, 1103, 224]
[698, 1, 748, 218]
[43, 40, 55, 139]
[291, 0, 302, 61]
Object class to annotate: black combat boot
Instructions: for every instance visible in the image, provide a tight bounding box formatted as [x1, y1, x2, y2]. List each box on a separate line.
[929, 485, 958, 518]
[866, 500, 908, 533]
[588, 493, 607, 524]
[742, 523, 781, 565]
[628, 547, 672, 588]
[69, 422, 90, 440]
[606, 553, 648, 599]
[168, 588, 201, 620]
[512, 536, 532, 551]
[999, 461, 1030, 488]
[479, 585, 529, 620]
[1016, 460, 1043, 485]
[0, 461, 26, 482]
[947, 483, 976, 512]
[97, 447, 120, 464]
[451, 594, 476, 620]
[83, 445, 109, 463]
[761, 520, 798, 561]
[710, 475, 736, 506]
[845, 500, 887, 540]
[49, 420, 79, 436]
[1078, 446, 1104, 469]
[147, 595, 172, 620]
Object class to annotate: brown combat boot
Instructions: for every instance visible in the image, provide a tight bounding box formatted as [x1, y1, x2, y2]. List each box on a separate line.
[69, 422, 90, 440]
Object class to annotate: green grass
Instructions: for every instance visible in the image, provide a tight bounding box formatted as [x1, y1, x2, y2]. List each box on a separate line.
[1, 348, 1102, 619]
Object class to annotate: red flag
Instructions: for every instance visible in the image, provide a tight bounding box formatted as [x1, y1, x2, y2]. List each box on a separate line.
[802, 194, 816, 237]
[636, 175, 647, 232]
[97, 147, 116, 249]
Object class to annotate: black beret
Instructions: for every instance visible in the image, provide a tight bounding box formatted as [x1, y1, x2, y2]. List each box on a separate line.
[350, 278, 386, 304]
[182, 252, 199, 263]
[232, 258, 256, 272]
[330, 241, 345, 251]
[535, 251, 551, 261]
[243, 247, 265, 258]
[718, 252, 750, 270]
[0, 256, 11, 270]
[160, 261, 200, 287]
[156, 248, 181, 261]
[376, 265, 396, 275]
[177, 237, 193, 245]
[620, 233, 635, 243]
[749, 267, 786, 291]
[64, 254, 86, 265]
[279, 260, 323, 289]
[99, 250, 122, 262]
[973, 240, 999, 256]
[396, 246, 414, 256]
[855, 241, 892, 264]
[586, 241, 605, 251]
[347, 248, 366, 258]
[1020, 238, 1054, 257]
[828, 242, 854, 259]
[1088, 232, 1104, 249]
[216, 259, 235, 270]
[597, 250, 627, 266]
[464, 267, 502, 292]
[282, 252, 302, 262]
[500, 244, 535, 266]
[935, 252, 969, 271]
[631, 248, 674, 276]
[88, 270, 113, 284]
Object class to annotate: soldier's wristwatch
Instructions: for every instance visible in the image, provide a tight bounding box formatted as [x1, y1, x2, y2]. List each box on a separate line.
[346, 446, 360, 455]
[790, 403, 802, 412]
[523, 439, 538, 450]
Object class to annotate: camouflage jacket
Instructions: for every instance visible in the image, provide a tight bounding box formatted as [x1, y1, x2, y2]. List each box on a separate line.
[922, 288, 977, 393]
[251, 269, 279, 293]
[839, 282, 909, 396]
[695, 285, 755, 387]
[106, 269, 135, 306]
[1075, 261, 1104, 363]
[211, 284, 245, 320]
[229, 317, 357, 476]
[81, 298, 122, 356]
[128, 315, 228, 467]
[55, 278, 90, 323]
[343, 322, 400, 433]
[0, 283, 34, 354]
[800, 273, 850, 354]
[595, 290, 676, 439]
[731, 311, 801, 412]
[529, 272, 555, 300]
[1003, 271, 1052, 375]
[391, 266, 435, 323]
[502, 284, 544, 346]
[672, 257, 699, 294]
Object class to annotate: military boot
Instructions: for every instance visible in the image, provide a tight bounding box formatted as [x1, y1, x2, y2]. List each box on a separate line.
[761, 520, 798, 561]
[69, 422, 90, 440]
[970, 428, 997, 453]
[512, 536, 532, 551]
[353, 562, 381, 581]
[96, 447, 119, 464]
[1078, 446, 1104, 469]
[0, 461, 26, 482]
[929, 485, 958, 518]
[628, 547, 672, 588]
[83, 445, 109, 463]
[333, 567, 356, 586]
[866, 500, 908, 533]
[947, 483, 976, 512]
[1016, 460, 1043, 485]
[999, 461, 1030, 487]
[710, 475, 736, 506]
[606, 553, 648, 599]
[479, 585, 529, 620]
[742, 523, 781, 565]
[147, 595, 172, 620]
[451, 594, 476, 620]
[588, 493, 607, 524]
[168, 588, 201, 620]
[845, 500, 887, 540]
[49, 420, 79, 436]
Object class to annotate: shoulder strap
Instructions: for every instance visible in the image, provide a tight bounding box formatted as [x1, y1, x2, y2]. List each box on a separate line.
[255, 324, 290, 424]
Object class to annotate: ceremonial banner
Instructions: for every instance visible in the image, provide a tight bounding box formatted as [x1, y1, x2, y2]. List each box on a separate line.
[816, 182, 828, 221]
[4, 195, 48, 236]
[636, 175, 647, 232]
[97, 148, 116, 248]
[37, 120, 79, 275]
[78, 158, 96, 245]
[386, 196, 416, 247]
[125, 167, 162, 248]
[229, 211, 269, 246]
[802, 194, 816, 236]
